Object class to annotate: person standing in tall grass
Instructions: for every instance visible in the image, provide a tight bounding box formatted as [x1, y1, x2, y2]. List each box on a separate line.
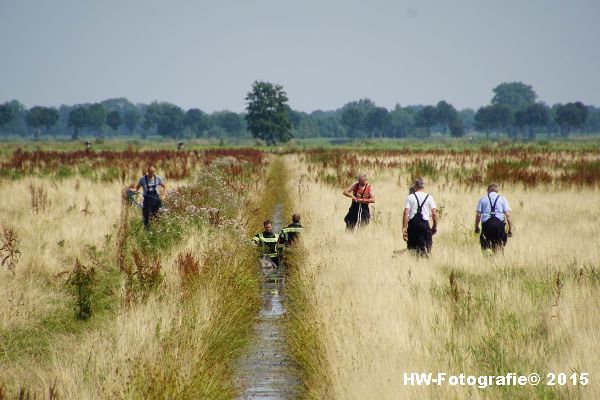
[402, 178, 438, 257]
[135, 164, 166, 228]
[343, 173, 375, 230]
[475, 183, 513, 252]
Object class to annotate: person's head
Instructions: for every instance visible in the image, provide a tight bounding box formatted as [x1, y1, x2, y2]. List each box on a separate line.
[413, 178, 425, 191]
[409, 185, 416, 194]
[487, 183, 499, 193]
[263, 219, 273, 233]
[292, 213, 301, 223]
[357, 173, 368, 185]
[146, 164, 156, 177]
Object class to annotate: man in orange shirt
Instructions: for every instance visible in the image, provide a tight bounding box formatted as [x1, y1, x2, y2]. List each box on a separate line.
[343, 173, 375, 230]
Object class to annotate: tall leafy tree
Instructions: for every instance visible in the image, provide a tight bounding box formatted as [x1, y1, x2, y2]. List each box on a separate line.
[86, 103, 107, 138]
[184, 108, 210, 138]
[346, 98, 376, 114]
[459, 109, 476, 131]
[434, 100, 459, 133]
[214, 111, 244, 137]
[0, 103, 15, 128]
[474, 104, 513, 138]
[582, 106, 600, 134]
[288, 109, 305, 130]
[364, 107, 391, 138]
[68, 106, 90, 140]
[415, 105, 437, 134]
[100, 97, 136, 113]
[390, 105, 416, 138]
[340, 106, 364, 137]
[554, 102, 588, 136]
[491, 82, 537, 111]
[26, 106, 59, 140]
[449, 117, 465, 137]
[143, 102, 185, 138]
[123, 109, 141, 135]
[245, 81, 292, 146]
[514, 103, 550, 139]
[106, 110, 123, 131]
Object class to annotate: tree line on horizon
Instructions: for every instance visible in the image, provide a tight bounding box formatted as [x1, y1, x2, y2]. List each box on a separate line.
[0, 82, 598, 144]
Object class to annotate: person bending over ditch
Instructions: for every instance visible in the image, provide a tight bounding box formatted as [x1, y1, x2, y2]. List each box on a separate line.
[253, 220, 280, 266]
[278, 213, 303, 252]
[135, 164, 166, 228]
[343, 173, 375, 230]
[475, 183, 513, 253]
[402, 178, 438, 257]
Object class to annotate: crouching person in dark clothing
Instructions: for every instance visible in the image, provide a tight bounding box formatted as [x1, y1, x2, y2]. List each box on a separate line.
[475, 183, 513, 253]
[253, 220, 280, 267]
[278, 213, 303, 253]
[402, 178, 438, 257]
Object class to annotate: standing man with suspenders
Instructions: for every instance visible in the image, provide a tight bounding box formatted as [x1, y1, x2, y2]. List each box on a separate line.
[343, 173, 376, 230]
[135, 165, 166, 228]
[402, 178, 438, 257]
[475, 183, 513, 252]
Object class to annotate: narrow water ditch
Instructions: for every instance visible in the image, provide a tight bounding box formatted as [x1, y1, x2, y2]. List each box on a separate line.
[234, 203, 301, 399]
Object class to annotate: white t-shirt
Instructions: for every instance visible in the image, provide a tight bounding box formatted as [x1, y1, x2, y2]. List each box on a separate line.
[405, 192, 437, 220]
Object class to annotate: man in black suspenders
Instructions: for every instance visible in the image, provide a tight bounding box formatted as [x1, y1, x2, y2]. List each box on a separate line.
[343, 173, 376, 230]
[135, 165, 167, 228]
[475, 183, 513, 252]
[402, 179, 438, 257]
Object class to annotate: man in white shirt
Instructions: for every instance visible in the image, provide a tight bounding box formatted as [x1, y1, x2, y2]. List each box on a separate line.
[402, 178, 438, 257]
[475, 183, 513, 252]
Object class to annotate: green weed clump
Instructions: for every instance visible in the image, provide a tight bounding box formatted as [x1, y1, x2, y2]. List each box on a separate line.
[66, 259, 96, 320]
[0, 226, 21, 275]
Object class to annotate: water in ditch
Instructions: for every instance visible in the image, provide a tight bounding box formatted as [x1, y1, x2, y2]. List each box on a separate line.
[234, 204, 300, 399]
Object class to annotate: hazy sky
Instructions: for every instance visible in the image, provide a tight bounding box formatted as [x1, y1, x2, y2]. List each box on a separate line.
[1, 0, 599, 112]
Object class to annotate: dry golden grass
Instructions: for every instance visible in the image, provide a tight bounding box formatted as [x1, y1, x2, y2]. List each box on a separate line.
[21, 233, 214, 398]
[290, 155, 600, 399]
[0, 178, 124, 331]
[1, 162, 262, 398]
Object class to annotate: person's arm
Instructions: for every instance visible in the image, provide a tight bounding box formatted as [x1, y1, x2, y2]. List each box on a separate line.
[475, 212, 482, 233]
[365, 189, 375, 204]
[343, 184, 357, 202]
[402, 208, 409, 241]
[158, 177, 167, 199]
[277, 232, 286, 251]
[135, 177, 142, 192]
[505, 211, 513, 236]
[474, 198, 482, 233]
[431, 209, 438, 235]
